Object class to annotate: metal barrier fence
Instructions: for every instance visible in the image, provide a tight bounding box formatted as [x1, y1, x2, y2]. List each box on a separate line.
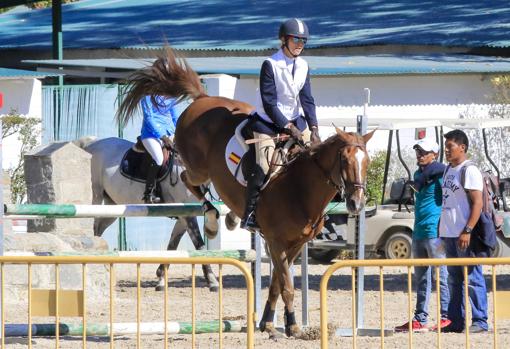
[0, 256, 255, 349]
[320, 257, 510, 349]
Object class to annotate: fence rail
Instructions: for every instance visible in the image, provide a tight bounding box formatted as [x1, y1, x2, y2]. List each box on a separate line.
[0, 256, 255, 349]
[320, 257, 510, 349]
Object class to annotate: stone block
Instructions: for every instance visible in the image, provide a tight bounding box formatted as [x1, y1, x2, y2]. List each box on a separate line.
[24, 141, 94, 237]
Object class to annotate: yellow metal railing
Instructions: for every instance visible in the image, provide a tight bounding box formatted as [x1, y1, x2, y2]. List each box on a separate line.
[0, 256, 255, 349]
[320, 257, 510, 349]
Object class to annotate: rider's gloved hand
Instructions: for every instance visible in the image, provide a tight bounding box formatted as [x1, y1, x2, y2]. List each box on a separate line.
[310, 126, 321, 146]
[284, 123, 303, 142]
[161, 135, 174, 149]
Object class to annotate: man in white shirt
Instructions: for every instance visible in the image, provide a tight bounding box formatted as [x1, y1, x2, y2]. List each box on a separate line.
[439, 129, 488, 333]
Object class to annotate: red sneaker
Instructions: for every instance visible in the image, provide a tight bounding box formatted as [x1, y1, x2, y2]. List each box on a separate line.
[430, 319, 452, 332]
[395, 320, 429, 333]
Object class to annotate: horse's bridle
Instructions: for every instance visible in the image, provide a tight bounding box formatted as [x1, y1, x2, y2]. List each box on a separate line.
[313, 142, 367, 197]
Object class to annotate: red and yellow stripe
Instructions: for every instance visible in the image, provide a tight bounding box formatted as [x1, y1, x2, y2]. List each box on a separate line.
[228, 152, 241, 165]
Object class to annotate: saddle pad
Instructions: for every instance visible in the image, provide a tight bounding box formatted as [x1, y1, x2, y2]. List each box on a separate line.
[225, 135, 248, 187]
[120, 148, 172, 183]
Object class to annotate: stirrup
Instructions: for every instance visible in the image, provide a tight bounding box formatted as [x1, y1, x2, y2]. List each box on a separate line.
[143, 193, 162, 204]
[240, 211, 259, 230]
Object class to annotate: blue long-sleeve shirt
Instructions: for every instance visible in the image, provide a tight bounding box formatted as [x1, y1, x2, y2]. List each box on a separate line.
[140, 95, 179, 139]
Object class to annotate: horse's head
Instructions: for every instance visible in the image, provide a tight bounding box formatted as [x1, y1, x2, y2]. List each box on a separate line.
[335, 127, 375, 214]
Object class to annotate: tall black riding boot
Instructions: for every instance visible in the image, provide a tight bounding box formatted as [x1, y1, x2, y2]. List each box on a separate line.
[143, 160, 162, 203]
[240, 165, 265, 230]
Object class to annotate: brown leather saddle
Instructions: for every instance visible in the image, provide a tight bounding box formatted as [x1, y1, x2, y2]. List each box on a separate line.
[120, 137, 175, 183]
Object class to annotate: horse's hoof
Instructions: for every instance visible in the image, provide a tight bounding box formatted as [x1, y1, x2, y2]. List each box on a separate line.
[260, 322, 284, 341]
[155, 285, 164, 292]
[225, 212, 240, 231]
[286, 324, 304, 339]
[204, 208, 219, 239]
[209, 285, 219, 292]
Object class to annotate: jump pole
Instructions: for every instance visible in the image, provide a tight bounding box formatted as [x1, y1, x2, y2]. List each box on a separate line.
[4, 320, 243, 336]
[5, 249, 256, 261]
[4, 202, 348, 218]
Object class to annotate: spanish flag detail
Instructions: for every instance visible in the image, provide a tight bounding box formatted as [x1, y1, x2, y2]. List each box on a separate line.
[228, 152, 241, 165]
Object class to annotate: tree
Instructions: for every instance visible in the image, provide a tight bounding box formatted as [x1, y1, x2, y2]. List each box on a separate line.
[366, 150, 386, 205]
[1, 110, 40, 203]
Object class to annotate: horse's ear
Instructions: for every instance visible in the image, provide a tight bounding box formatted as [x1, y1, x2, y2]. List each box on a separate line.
[335, 126, 347, 138]
[362, 129, 376, 143]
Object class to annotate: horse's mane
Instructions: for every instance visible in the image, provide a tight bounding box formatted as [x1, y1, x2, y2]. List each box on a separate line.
[116, 47, 207, 128]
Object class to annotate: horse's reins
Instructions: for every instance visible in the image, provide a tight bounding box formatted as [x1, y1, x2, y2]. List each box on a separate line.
[312, 142, 367, 195]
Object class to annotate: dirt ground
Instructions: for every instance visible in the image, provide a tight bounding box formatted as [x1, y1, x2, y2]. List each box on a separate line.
[3, 261, 510, 348]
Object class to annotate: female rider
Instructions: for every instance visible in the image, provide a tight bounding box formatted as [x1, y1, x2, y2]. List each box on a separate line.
[240, 18, 321, 230]
[140, 95, 179, 203]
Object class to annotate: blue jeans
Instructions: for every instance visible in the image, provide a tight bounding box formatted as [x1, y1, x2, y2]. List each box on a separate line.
[442, 237, 489, 331]
[412, 238, 450, 324]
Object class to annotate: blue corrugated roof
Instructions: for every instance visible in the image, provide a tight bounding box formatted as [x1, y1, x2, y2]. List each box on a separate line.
[0, 67, 60, 79]
[1, 0, 509, 50]
[24, 55, 510, 77]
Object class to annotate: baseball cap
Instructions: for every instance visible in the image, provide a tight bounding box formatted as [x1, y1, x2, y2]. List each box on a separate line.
[413, 138, 439, 153]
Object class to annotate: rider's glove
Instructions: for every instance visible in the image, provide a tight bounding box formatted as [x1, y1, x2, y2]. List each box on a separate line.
[310, 127, 321, 146]
[284, 123, 303, 142]
[161, 135, 174, 149]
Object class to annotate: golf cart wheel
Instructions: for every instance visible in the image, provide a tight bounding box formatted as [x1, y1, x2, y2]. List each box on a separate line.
[309, 249, 340, 263]
[384, 232, 412, 259]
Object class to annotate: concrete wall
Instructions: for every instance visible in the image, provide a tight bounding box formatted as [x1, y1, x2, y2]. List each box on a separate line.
[0, 78, 42, 170]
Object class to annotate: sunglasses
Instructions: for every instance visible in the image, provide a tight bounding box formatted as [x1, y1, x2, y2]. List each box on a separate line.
[288, 36, 307, 45]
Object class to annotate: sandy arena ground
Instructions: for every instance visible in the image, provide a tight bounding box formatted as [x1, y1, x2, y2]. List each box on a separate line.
[2, 260, 510, 348]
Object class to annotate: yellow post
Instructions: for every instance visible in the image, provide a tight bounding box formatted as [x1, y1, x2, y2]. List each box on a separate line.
[464, 266, 469, 348]
[379, 266, 384, 349]
[435, 266, 441, 349]
[408, 267, 412, 349]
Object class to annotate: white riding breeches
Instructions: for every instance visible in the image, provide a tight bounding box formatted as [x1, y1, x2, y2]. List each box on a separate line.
[142, 137, 164, 166]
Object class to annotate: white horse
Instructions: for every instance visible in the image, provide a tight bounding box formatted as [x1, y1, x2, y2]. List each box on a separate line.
[76, 136, 225, 292]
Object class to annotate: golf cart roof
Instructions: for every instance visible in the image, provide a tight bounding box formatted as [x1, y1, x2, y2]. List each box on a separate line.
[441, 118, 510, 130]
[317, 118, 443, 130]
[318, 117, 510, 130]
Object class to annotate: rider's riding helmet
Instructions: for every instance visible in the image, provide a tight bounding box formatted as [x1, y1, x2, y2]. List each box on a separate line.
[279, 18, 309, 40]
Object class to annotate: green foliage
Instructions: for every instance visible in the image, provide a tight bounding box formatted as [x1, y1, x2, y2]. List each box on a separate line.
[1, 110, 41, 204]
[366, 150, 386, 205]
[26, 0, 79, 9]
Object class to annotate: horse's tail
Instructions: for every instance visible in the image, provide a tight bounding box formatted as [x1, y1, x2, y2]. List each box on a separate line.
[116, 47, 207, 128]
[72, 135, 98, 149]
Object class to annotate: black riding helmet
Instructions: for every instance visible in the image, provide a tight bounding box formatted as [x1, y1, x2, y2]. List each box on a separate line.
[279, 18, 309, 40]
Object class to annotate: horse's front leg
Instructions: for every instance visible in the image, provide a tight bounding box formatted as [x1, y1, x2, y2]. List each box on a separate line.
[156, 220, 187, 291]
[266, 243, 305, 339]
[181, 171, 219, 239]
[259, 271, 285, 340]
[183, 217, 219, 292]
[282, 243, 308, 339]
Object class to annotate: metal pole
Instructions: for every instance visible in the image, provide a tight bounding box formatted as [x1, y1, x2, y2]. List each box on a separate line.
[395, 130, 411, 180]
[52, 0, 63, 87]
[381, 130, 393, 205]
[482, 128, 501, 180]
[251, 232, 262, 327]
[301, 244, 309, 327]
[354, 88, 369, 329]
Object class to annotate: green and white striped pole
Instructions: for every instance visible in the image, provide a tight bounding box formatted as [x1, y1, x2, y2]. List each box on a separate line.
[4, 320, 243, 337]
[4, 202, 348, 218]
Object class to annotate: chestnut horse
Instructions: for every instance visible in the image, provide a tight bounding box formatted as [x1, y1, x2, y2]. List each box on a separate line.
[117, 50, 374, 339]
